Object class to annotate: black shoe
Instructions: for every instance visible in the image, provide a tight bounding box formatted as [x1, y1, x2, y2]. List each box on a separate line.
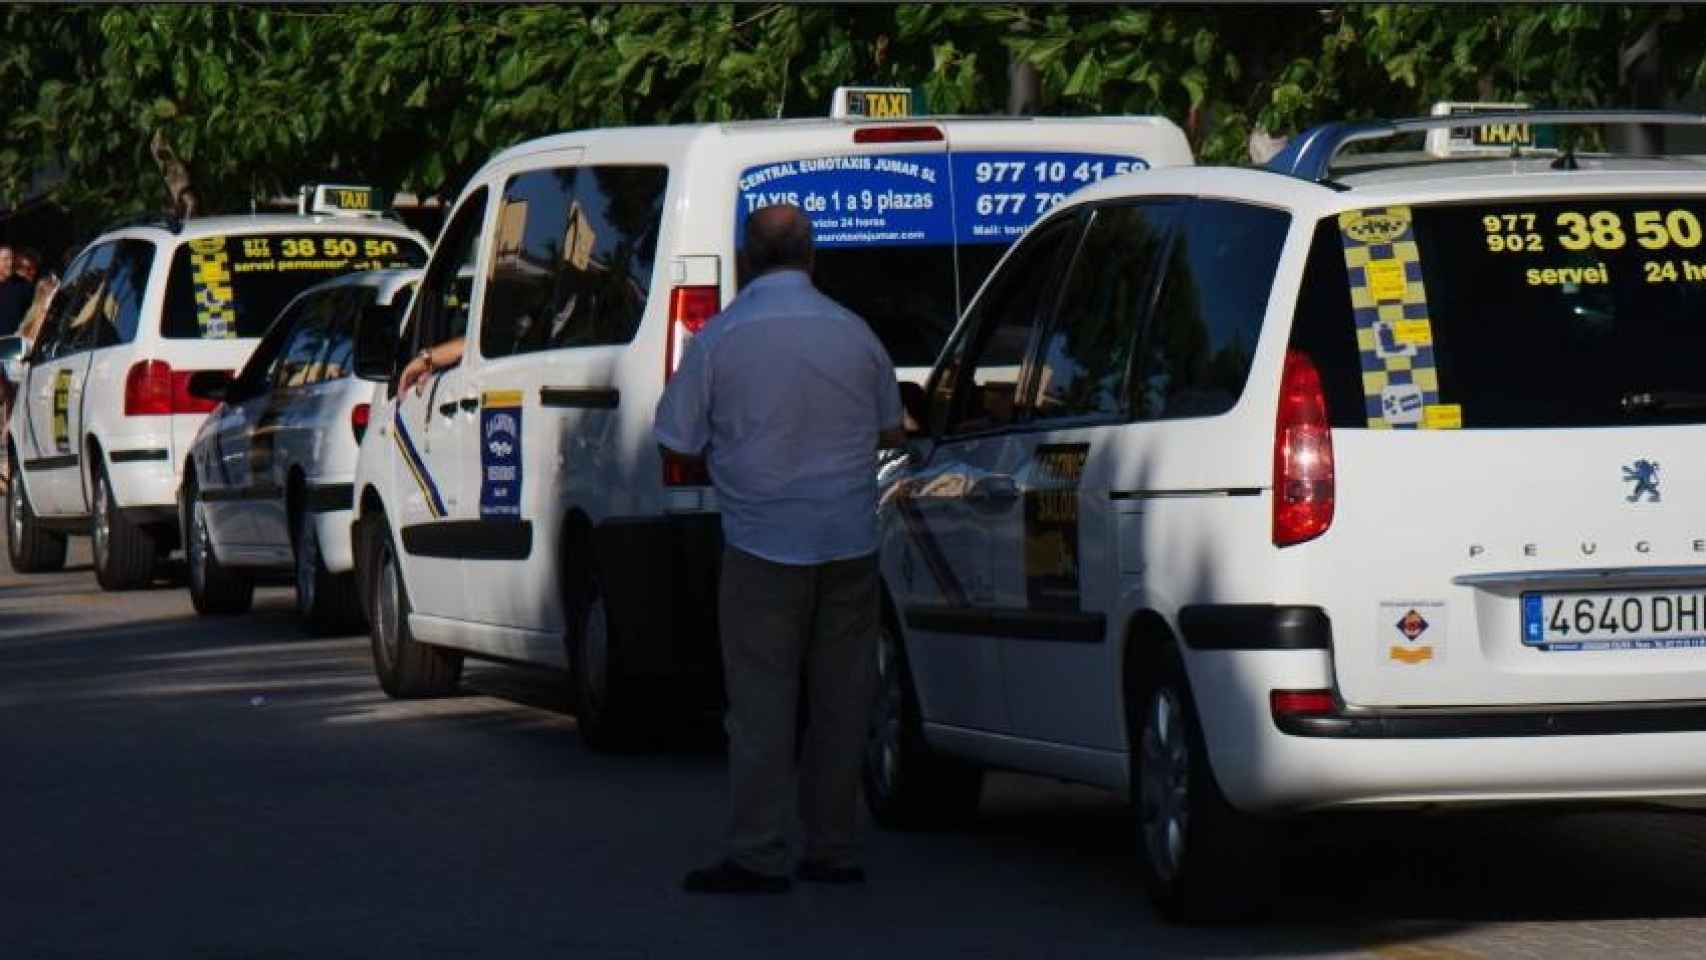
[795, 860, 866, 885]
[682, 859, 792, 894]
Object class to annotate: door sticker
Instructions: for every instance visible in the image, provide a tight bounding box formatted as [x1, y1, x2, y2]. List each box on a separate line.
[479, 390, 523, 520]
[1338, 207, 1458, 430]
[51, 368, 72, 453]
[1381, 599, 1447, 666]
[1024, 443, 1088, 612]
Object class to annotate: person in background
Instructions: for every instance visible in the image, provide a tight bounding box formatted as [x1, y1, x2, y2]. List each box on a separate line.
[656, 204, 904, 895]
[0, 244, 35, 337]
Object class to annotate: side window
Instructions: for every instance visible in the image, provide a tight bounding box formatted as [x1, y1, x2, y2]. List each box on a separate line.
[44, 243, 116, 359]
[270, 294, 334, 390]
[482, 165, 667, 360]
[1134, 200, 1291, 420]
[319, 288, 374, 382]
[413, 187, 490, 355]
[91, 240, 157, 347]
[1030, 202, 1178, 422]
[933, 215, 1083, 436]
[232, 299, 305, 397]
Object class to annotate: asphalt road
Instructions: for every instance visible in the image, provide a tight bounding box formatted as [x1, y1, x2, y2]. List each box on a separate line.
[6, 543, 1706, 958]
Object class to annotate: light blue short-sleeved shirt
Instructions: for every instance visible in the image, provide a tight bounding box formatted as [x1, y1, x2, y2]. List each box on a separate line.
[653, 269, 903, 566]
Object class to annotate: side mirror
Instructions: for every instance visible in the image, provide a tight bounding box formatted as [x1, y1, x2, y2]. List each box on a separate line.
[186, 369, 234, 404]
[353, 304, 399, 383]
[898, 380, 929, 436]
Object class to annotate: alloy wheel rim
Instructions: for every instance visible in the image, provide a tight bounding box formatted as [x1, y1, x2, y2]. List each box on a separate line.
[581, 595, 609, 715]
[189, 501, 208, 595]
[1139, 686, 1191, 883]
[375, 544, 401, 668]
[866, 627, 904, 799]
[295, 515, 316, 616]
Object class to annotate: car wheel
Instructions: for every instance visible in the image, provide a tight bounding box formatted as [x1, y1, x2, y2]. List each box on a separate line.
[6, 458, 66, 573]
[91, 462, 155, 591]
[1133, 645, 1256, 922]
[862, 610, 983, 829]
[184, 485, 253, 616]
[294, 505, 362, 635]
[365, 510, 461, 698]
[568, 572, 642, 751]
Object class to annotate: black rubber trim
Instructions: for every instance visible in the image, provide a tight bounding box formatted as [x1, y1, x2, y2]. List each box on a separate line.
[108, 448, 169, 463]
[117, 505, 178, 526]
[903, 604, 1106, 643]
[198, 483, 284, 504]
[305, 483, 354, 514]
[24, 454, 78, 471]
[1109, 487, 1261, 500]
[1277, 701, 1706, 739]
[541, 387, 619, 409]
[1179, 604, 1331, 651]
[401, 519, 532, 561]
[35, 515, 87, 534]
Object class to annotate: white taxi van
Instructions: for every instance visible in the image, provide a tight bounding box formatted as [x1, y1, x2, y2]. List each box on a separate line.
[181, 268, 420, 632]
[863, 109, 1706, 918]
[348, 90, 1192, 744]
[4, 190, 428, 589]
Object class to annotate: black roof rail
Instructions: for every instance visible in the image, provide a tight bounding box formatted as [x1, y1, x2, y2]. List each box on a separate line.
[101, 212, 183, 234]
[1264, 109, 1706, 184]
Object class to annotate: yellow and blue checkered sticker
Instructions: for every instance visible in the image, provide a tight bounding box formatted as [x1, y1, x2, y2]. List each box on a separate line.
[1337, 207, 1461, 430]
[187, 236, 237, 340]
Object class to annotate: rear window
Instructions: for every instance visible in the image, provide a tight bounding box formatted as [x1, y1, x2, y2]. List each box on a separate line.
[736, 150, 1149, 367]
[162, 232, 426, 339]
[1290, 198, 1706, 429]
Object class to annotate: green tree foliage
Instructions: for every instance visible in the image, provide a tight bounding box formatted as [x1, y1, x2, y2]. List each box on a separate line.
[4, 4, 1706, 228]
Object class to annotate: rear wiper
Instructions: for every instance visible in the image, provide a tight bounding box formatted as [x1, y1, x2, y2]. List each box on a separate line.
[1619, 390, 1706, 414]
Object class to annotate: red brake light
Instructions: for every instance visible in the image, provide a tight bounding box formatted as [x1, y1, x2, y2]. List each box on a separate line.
[664, 285, 720, 380]
[351, 402, 371, 444]
[852, 125, 945, 144]
[662, 450, 711, 487]
[1270, 689, 1337, 719]
[124, 361, 226, 416]
[1272, 348, 1334, 547]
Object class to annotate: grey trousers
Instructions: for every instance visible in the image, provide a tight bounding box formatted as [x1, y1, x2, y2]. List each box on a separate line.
[719, 545, 880, 877]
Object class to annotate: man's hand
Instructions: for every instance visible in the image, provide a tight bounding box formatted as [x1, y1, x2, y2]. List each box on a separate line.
[398, 353, 432, 396]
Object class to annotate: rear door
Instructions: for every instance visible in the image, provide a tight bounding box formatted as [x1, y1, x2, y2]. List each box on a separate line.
[247, 291, 339, 557]
[1289, 194, 1706, 707]
[25, 242, 113, 516]
[198, 303, 303, 553]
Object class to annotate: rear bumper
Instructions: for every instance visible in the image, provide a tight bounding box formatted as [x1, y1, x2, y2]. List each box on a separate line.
[1187, 647, 1706, 813]
[313, 507, 356, 574]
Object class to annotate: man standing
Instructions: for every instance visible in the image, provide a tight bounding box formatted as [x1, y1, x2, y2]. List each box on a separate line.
[655, 204, 904, 895]
[0, 244, 34, 337]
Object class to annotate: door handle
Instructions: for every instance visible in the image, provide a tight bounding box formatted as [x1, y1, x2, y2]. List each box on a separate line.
[964, 474, 1020, 505]
[459, 396, 479, 412]
[437, 401, 458, 418]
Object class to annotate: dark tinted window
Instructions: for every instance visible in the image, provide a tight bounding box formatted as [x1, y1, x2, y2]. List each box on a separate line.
[40, 243, 115, 359]
[482, 166, 667, 359]
[1136, 200, 1289, 420]
[89, 240, 156, 347]
[935, 214, 1083, 436]
[161, 232, 425, 339]
[414, 190, 488, 352]
[1031, 203, 1178, 422]
[322, 285, 403, 382]
[271, 292, 338, 389]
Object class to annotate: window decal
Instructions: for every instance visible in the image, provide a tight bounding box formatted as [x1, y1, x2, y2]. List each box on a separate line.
[187, 236, 238, 340]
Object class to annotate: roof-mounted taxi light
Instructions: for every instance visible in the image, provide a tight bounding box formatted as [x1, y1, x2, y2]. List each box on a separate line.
[1424, 101, 1555, 158]
[299, 184, 383, 218]
[853, 125, 945, 144]
[830, 85, 916, 121]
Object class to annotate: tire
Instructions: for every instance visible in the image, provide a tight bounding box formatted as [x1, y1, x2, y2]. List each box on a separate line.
[365, 510, 461, 698]
[1133, 644, 1260, 923]
[6, 458, 67, 573]
[294, 505, 362, 635]
[91, 461, 156, 590]
[184, 482, 254, 616]
[568, 572, 644, 752]
[862, 609, 984, 829]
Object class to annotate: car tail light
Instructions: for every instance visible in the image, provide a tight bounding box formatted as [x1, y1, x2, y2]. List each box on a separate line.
[124, 360, 226, 416]
[1272, 348, 1334, 546]
[852, 125, 945, 144]
[351, 402, 371, 444]
[1270, 689, 1337, 720]
[664, 284, 719, 381]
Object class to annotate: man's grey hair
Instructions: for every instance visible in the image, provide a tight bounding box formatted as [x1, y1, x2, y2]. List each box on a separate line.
[744, 204, 813, 275]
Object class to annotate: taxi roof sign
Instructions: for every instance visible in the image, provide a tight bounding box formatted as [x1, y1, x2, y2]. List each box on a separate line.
[830, 86, 914, 120]
[1425, 101, 1554, 157]
[300, 183, 383, 217]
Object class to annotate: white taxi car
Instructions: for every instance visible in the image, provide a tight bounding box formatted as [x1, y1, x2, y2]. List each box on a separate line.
[181, 269, 420, 632]
[4, 200, 427, 590]
[347, 93, 1192, 744]
[864, 109, 1706, 918]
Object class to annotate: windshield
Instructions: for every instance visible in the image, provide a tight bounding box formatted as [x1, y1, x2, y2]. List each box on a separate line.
[1290, 197, 1706, 428]
[737, 150, 1147, 368]
[162, 231, 427, 339]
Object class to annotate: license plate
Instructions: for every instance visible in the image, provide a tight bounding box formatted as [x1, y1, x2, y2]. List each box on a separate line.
[1522, 589, 1706, 651]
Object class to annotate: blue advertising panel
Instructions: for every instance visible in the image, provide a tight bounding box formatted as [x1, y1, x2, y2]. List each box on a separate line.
[735, 150, 1149, 248]
[479, 390, 523, 520]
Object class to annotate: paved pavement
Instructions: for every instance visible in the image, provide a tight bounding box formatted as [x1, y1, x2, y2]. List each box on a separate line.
[5, 543, 1706, 958]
